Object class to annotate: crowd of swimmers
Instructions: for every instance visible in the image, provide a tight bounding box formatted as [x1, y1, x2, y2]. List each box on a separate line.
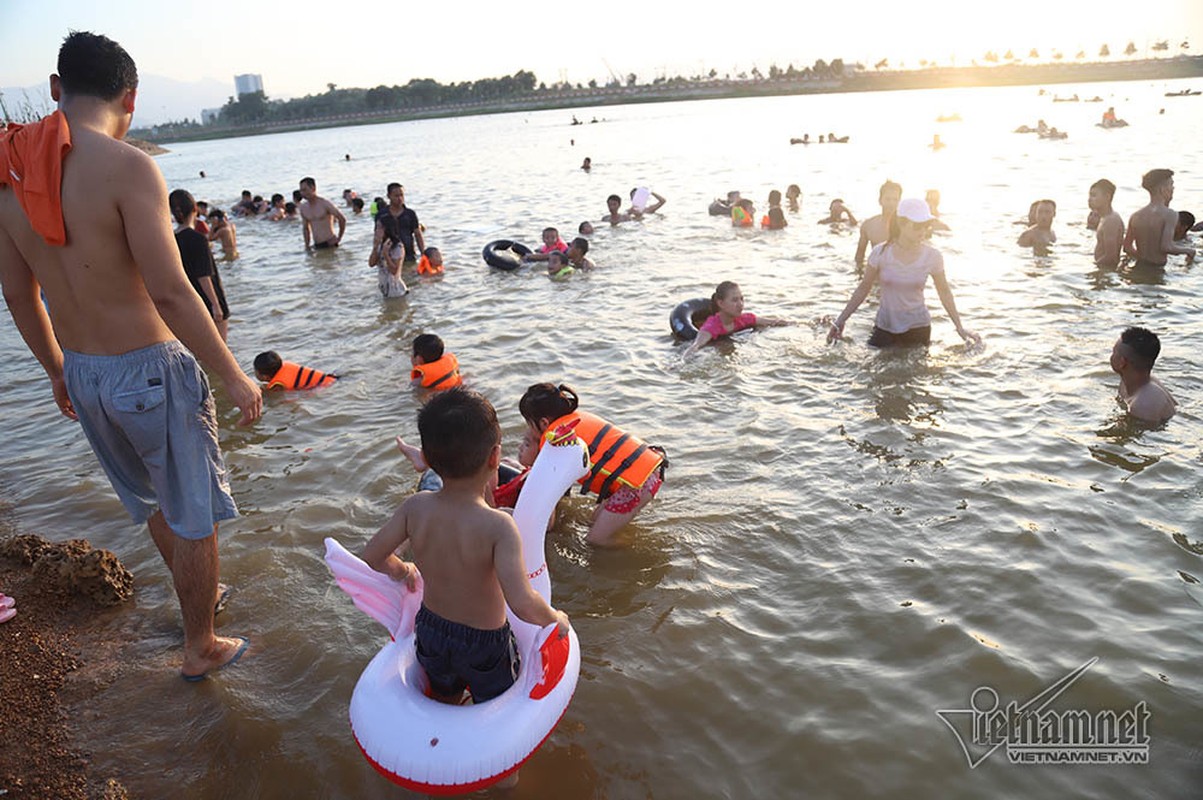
[0, 31, 1192, 724]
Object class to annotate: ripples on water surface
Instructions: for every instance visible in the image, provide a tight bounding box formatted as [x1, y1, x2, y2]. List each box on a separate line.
[2, 80, 1202, 798]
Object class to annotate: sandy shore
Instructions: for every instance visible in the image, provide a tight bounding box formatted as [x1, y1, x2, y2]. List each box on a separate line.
[0, 513, 134, 799]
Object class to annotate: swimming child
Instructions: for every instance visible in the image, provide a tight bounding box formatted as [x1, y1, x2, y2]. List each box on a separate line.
[207, 209, 239, 260]
[565, 237, 594, 270]
[547, 250, 574, 280]
[410, 333, 462, 391]
[518, 383, 667, 546]
[683, 281, 792, 356]
[362, 388, 569, 725]
[578, 221, 594, 235]
[417, 246, 444, 275]
[818, 198, 858, 225]
[761, 190, 788, 230]
[254, 351, 339, 390]
[786, 184, 801, 213]
[731, 198, 756, 227]
[523, 227, 569, 263]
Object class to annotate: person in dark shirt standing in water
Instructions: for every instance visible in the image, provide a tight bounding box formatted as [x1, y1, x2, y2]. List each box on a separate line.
[373, 182, 424, 265]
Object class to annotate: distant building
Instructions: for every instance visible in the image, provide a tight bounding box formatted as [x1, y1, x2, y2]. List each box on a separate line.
[234, 74, 264, 97]
[201, 107, 223, 125]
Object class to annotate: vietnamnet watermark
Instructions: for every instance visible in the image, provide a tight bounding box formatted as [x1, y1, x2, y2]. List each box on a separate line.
[937, 658, 1150, 768]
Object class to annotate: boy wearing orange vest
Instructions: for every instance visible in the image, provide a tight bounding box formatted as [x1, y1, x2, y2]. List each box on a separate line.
[410, 334, 462, 390]
[254, 351, 339, 390]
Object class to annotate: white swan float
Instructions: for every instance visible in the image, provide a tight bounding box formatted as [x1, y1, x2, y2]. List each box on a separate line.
[324, 421, 590, 794]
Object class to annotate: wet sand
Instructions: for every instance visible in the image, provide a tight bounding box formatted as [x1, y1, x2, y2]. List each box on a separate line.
[0, 517, 134, 799]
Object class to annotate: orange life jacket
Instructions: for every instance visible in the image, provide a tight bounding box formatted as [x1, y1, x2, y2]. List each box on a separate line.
[266, 361, 338, 390]
[410, 353, 462, 390]
[732, 207, 754, 227]
[544, 411, 664, 498]
[417, 254, 443, 275]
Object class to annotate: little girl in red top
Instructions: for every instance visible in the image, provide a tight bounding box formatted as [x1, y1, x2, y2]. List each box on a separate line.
[683, 281, 791, 356]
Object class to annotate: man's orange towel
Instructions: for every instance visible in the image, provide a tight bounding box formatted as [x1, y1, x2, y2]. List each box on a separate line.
[0, 111, 73, 246]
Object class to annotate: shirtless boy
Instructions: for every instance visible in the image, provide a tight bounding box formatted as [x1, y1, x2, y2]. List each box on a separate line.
[602, 193, 631, 226]
[854, 180, 901, 267]
[1123, 168, 1196, 267]
[363, 389, 568, 727]
[0, 32, 262, 679]
[1018, 199, 1057, 250]
[1088, 179, 1124, 268]
[299, 176, 346, 250]
[207, 208, 238, 260]
[1109, 327, 1176, 424]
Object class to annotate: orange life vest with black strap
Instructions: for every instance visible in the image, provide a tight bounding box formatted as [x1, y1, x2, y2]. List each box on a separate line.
[266, 361, 338, 390]
[417, 254, 443, 275]
[545, 411, 665, 499]
[410, 353, 462, 390]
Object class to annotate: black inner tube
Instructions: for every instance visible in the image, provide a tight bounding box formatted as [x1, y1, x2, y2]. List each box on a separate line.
[482, 239, 532, 270]
[669, 297, 712, 341]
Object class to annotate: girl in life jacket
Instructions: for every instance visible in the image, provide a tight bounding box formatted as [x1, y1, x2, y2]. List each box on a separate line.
[518, 383, 667, 547]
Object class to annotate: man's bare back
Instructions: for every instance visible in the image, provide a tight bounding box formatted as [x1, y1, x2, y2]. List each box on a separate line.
[1125, 203, 1189, 266]
[1, 128, 176, 354]
[1094, 210, 1124, 267]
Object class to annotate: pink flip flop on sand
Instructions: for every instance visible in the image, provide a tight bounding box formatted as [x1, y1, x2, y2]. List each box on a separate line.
[0, 594, 14, 609]
[0, 607, 15, 624]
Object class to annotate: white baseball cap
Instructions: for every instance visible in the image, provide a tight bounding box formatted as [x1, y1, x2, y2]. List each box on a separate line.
[896, 197, 934, 223]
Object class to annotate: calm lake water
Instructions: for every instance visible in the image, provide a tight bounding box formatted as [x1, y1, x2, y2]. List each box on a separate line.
[3, 78, 1202, 799]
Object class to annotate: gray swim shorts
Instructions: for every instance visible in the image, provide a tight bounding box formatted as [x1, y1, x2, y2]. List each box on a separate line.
[62, 341, 237, 539]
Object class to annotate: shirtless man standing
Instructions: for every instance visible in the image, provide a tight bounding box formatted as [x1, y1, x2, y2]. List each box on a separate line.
[1088, 179, 1124, 268]
[299, 176, 346, 250]
[1109, 327, 1176, 424]
[0, 32, 262, 679]
[1123, 168, 1196, 267]
[855, 180, 902, 267]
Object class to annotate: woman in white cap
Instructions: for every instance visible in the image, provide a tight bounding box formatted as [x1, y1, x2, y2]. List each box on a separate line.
[827, 197, 980, 347]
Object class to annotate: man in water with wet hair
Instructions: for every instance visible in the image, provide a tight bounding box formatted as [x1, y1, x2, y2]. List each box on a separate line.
[1088, 180, 1124, 268]
[299, 176, 346, 250]
[855, 179, 901, 267]
[0, 31, 261, 679]
[1123, 168, 1195, 267]
[1109, 327, 1176, 423]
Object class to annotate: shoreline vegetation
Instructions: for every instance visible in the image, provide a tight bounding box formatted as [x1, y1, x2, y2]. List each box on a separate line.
[133, 55, 1203, 145]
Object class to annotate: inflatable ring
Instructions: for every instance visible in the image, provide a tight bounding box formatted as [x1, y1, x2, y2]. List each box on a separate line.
[482, 240, 532, 270]
[325, 422, 590, 794]
[669, 297, 712, 341]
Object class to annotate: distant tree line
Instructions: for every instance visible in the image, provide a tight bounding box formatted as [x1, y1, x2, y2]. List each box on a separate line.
[208, 63, 858, 127]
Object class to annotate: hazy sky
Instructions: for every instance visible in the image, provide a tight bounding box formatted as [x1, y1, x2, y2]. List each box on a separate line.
[2, 0, 1201, 99]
